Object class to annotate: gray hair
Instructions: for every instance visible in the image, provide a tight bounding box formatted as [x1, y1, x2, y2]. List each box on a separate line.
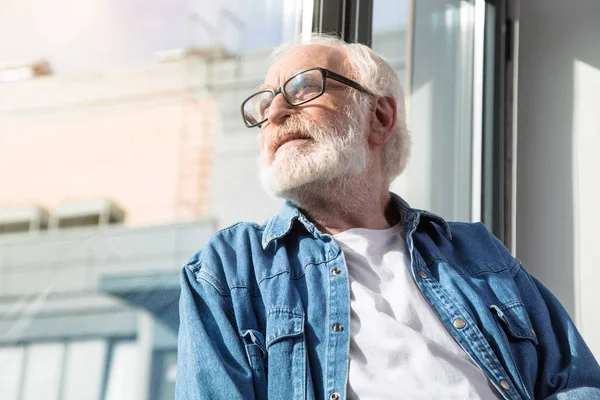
[270, 33, 411, 184]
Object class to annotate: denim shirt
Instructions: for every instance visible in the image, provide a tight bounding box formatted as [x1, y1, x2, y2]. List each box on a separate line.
[176, 195, 600, 400]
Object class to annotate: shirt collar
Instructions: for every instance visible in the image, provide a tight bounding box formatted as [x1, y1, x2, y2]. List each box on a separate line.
[261, 193, 452, 250]
[390, 193, 452, 240]
[261, 200, 316, 250]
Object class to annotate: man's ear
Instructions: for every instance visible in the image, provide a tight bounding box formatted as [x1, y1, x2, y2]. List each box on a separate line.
[368, 95, 397, 146]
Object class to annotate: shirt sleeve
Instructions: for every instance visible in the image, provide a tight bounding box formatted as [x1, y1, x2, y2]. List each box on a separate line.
[513, 264, 600, 398]
[175, 264, 256, 400]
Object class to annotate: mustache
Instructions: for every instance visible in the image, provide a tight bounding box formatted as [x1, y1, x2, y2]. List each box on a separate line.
[267, 116, 317, 149]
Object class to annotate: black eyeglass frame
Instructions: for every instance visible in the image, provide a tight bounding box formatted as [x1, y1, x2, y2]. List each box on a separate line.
[241, 67, 373, 128]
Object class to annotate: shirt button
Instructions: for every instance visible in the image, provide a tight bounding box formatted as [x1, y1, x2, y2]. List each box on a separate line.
[330, 393, 340, 400]
[332, 267, 342, 275]
[500, 380, 510, 391]
[332, 323, 344, 332]
[453, 318, 466, 329]
[417, 271, 427, 279]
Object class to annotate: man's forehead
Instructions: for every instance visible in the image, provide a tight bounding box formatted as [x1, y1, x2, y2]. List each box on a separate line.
[263, 44, 349, 87]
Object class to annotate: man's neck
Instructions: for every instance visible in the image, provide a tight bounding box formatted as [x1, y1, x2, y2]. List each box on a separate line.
[284, 173, 399, 235]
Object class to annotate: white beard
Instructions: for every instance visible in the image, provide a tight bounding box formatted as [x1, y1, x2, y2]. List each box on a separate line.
[259, 102, 370, 200]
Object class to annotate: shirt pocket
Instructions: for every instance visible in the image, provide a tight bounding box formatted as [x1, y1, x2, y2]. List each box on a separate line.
[241, 329, 268, 400]
[265, 308, 306, 400]
[490, 301, 539, 399]
[490, 302, 538, 345]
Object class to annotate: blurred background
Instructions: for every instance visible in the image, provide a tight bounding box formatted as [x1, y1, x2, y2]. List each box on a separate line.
[0, 0, 598, 399]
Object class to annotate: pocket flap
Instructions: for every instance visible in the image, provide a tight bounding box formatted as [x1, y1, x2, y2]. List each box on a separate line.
[241, 329, 267, 356]
[490, 303, 538, 345]
[266, 308, 304, 348]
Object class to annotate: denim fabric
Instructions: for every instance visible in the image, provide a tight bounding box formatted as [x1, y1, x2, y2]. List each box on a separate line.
[176, 194, 600, 400]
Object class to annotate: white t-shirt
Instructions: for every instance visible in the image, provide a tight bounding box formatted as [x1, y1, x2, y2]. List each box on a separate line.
[333, 223, 500, 400]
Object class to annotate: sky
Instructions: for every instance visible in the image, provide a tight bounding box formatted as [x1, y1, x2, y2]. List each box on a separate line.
[0, 0, 408, 77]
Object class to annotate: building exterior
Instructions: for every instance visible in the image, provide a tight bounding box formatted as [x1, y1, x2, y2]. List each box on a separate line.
[0, 54, 223, 400]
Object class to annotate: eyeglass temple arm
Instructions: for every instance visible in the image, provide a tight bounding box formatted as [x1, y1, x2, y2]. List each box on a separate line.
[324, 70, 372, 95]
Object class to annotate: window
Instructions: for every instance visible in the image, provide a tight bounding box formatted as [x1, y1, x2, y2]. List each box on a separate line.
[22, 343, 65, 400]
[62, 340, 108, 400]
[150, 349, 178, 400]
[105, 341, 141, 400]
[0, 346, 25, 399]
[373, 0, 480, 222]
[0, 338, 139, 400]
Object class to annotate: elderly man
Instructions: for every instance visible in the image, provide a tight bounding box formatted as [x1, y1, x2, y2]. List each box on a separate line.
[176, 35, 600, 400]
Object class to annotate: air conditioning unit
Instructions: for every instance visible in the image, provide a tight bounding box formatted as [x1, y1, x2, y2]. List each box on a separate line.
[0, 205, 49, 235]
[154, 45, 233, 63]
[0, 59, 52, 82]
[49, 199, 125, 230]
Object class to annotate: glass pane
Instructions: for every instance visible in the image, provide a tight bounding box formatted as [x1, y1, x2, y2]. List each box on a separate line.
[22, 343, 65, 400]
[1, 1, 306, 400]
[62, 340, 108, 400]
[0, 346, 25, 400]
[158, 351, 178, 400]
[105, 341, 140, 400]
[373, 0, 475, 221]
[371, 0, 410, 88]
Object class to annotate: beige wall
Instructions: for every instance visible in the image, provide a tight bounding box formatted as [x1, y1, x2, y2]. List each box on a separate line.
[517, 0, 600, 359]
[0, 62, 216, 225]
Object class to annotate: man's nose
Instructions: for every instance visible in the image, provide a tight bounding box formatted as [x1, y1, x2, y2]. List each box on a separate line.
[266, 92, 295, 125]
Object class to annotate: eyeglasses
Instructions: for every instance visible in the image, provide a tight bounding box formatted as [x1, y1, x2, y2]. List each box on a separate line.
[241, 67, 372, 128]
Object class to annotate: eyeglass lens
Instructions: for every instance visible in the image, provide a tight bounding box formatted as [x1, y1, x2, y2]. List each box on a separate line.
[243, 69, 324, 126]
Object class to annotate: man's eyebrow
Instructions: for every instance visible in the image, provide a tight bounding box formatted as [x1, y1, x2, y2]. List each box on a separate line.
[255, 83, 272, 92]
[256, 84, 266, 91]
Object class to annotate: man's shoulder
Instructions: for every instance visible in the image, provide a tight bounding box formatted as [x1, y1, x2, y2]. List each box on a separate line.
[446, 221, 498, 243]
[209, 220, 267, 246]
[418, 220, 517, 274]
[446, 221, 507, 253]
[182, 220, 269, 291]
[186, 220, 268, 266]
